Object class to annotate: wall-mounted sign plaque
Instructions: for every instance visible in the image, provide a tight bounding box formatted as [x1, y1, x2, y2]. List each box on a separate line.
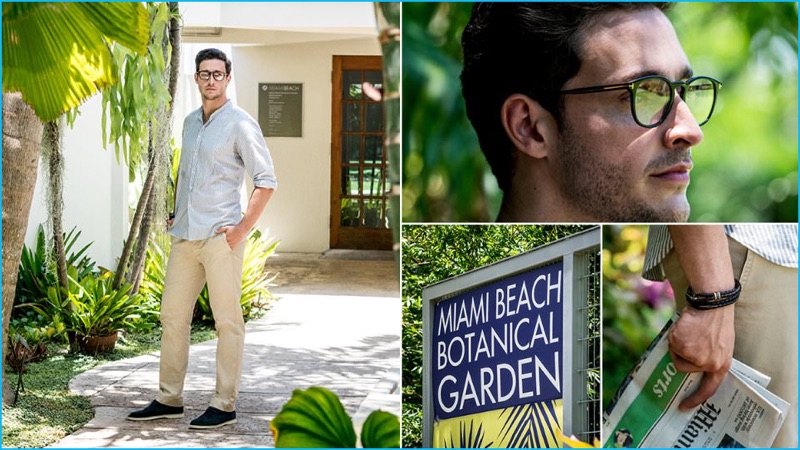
[259, 83, 303, 137]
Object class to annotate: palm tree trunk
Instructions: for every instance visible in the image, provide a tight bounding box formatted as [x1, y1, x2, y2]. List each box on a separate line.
[128, 145, 156, 292]
[2, 93, 44, 406]
[167, 3, 181, 112]
[113, 151, 154, 290]
[373, 2, 401, 266]
[42, 119, 69, 290]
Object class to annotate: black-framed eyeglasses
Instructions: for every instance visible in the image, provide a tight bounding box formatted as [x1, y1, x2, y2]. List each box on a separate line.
[196, 70, 227, 82]
[560, 75, 722, 128]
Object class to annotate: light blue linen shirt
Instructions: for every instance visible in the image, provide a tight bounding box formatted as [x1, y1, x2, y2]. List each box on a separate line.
[643, 224, 798, 281]
[171, 100, 277, 241]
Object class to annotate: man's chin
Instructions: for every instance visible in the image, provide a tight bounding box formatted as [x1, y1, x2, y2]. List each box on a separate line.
[647, 199, 690, 223]
[602, 197, 690, 223]
[202, 92, 221, 101]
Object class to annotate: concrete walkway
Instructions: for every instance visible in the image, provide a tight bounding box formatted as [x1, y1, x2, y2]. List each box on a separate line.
[51, 251, 400, 448]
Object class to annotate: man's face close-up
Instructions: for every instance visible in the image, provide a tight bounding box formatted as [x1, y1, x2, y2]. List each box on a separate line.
[553, 8, 704, 222]
[196, 58, 230, 102]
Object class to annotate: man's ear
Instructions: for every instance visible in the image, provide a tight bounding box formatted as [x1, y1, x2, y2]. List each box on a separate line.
[501, 94, 558, 159]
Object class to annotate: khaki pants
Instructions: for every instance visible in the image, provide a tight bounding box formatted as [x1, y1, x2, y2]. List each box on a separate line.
[663, 238, 798, 448]
[156, 234, 246, 412]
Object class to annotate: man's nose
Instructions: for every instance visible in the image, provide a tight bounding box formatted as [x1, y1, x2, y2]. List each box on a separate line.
[663, 96, 703, 149]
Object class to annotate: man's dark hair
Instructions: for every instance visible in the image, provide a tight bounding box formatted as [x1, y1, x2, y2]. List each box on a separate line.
[195, 48, 232, 74]
[461, 3, 669, 193]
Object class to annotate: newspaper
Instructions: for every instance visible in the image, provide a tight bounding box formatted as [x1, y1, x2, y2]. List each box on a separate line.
[603, 316, 789, 448]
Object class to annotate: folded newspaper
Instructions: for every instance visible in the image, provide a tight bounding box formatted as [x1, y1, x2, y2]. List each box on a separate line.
[603, 316, 789, 448]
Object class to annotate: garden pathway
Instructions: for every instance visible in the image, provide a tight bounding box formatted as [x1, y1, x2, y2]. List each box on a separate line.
[50, 250, 401, 448]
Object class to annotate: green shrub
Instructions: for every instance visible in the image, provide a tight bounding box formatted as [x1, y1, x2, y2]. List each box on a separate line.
[63, 270, 158, 337]
[27, 267, 158, 346]
[8, 310, 63, 349]
[7, 311, 60, 369]
[15, 225, 96, 318]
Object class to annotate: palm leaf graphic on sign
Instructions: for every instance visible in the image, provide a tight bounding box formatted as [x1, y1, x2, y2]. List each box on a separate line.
[443, 419, 494, 448]
[499, 401, 562, 448]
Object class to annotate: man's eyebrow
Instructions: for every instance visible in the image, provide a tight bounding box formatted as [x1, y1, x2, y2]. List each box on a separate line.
[619, 66, 694, 82]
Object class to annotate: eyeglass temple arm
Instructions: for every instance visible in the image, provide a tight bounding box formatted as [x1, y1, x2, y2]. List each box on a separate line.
[560, 83, 632, 95]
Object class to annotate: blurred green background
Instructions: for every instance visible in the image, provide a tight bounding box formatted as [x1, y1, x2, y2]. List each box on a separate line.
[402, 2, 798, 222]
[602, 225, 674, 411]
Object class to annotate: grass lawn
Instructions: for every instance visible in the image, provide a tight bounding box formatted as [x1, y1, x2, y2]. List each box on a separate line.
[2, 325, 217, 448]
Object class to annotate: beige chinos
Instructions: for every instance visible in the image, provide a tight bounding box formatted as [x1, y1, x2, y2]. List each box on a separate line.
[157, 233, 246, 412]
[663, 238, 798, 448]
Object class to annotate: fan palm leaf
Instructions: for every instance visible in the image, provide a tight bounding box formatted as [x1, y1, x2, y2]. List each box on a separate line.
[2, 2, 149, 121]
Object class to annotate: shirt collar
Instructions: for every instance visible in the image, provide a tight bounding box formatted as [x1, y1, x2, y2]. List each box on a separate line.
[195, 99, 232, 124]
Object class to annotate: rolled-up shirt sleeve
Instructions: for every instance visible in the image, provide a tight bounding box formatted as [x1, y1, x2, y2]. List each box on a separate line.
[236, 117, 278, 190]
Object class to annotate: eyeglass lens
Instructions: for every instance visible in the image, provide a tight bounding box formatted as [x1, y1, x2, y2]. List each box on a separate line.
[634, 77, 716, 126]
[198, 71, 226, 81]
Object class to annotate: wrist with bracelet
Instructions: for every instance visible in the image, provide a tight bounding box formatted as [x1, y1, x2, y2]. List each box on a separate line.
[685, 279, 741, 310]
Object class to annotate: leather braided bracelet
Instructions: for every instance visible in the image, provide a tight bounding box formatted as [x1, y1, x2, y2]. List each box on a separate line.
[685, 279, 742, 310]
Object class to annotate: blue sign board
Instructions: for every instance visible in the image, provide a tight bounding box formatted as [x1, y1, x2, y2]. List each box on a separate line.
[432, 262, 563, 420]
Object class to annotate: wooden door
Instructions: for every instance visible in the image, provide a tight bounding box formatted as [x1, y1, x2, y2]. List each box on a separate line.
[330, 55, 391, 250]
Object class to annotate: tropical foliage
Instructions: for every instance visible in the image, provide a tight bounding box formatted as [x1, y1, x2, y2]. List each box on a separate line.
[602, 225, 674, 409]
[2, 1, 151, 405]
[50, 270, 156, 338]
[20, 265, 156, 350]
[14, 225, 95, 309]
[106, 2, 180, 294]
[271, 386, 400, 448]
[401, 225, 592, 447]
[2, 2, 149, 122]
[6, 310, 58, 370]
[102, 2, 174, 175]
[402, 2, 798, 222]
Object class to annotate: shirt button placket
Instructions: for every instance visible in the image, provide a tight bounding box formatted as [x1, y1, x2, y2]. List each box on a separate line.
[189, 126, 204, 193]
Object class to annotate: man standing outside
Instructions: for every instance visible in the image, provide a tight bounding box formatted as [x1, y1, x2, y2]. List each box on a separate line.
[460, 3, 720, 222]
[128, 48, 277, 429]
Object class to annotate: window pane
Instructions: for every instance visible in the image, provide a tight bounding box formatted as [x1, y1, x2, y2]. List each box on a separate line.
[343, 70, 362, 99]
[364, 70, 383, 92]
[342, 135, 361, 165]
[364, 135, 383, 164]
[364, 200, 389, 228]
[340, 166, 360, 196]
[365, 102, 384, 132]
[340, 198, 359, 227]
[362, 166, 383, 196]
[362, 198, 385, 228]
[343, 103, 361, 132]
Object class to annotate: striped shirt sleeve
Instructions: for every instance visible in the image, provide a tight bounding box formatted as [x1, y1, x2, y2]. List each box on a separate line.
[643, 224, 798, 281]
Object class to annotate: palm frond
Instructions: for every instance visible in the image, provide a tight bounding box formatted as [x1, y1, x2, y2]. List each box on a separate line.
[3, 2, 149, 121]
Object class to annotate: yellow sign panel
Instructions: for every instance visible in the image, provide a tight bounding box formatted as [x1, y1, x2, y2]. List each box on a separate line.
[433, 400, 563, 448]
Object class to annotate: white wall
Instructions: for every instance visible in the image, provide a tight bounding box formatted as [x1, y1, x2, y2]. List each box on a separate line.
[182, 2, 377, 31]
[231, 38, 380, 252]
[25, 95, 128, 269]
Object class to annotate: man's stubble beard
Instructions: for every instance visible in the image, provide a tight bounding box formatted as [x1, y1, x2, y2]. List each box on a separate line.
[202, 90, 223, 102]
[555, 124, 690, 222]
